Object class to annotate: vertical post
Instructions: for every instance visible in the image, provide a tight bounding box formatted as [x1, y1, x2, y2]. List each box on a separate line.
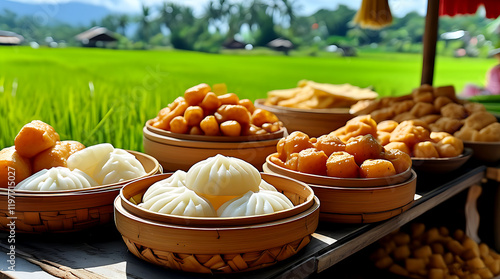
[421, 0, 440, 85]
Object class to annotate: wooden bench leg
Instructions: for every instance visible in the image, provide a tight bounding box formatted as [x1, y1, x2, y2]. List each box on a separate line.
[465, 184, 482, 243]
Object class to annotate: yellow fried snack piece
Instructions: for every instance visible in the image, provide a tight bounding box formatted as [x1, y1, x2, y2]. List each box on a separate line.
[474, 122, 500, 142]
[238, 99, 255, 114]
[0, 146, 32, 186]
[378, 120, 399, 133]
[434, 136, 463, 158]
[184, 83, 211, 106]
[217, 93, 239, 105]
[440, 103, 468, 120]
[32, 141, 85, 173]
[200, 92, 221, 112]
[464, 111, 497, 130]
[220, 120, 242, 137]
[413, 141, 439, 158]
[200, 115, 220, 136]
[184, 106, 204, 127]
[345, 134, 384, 165]
[384, 142, 411, 157]
[15, 120, 60, 158]
[276, 131, 314, 161]
[359, 159, 396, 178]
[314, 134, 345, 156]
[390, 120, 431, 150]
[326, 151, 359, 178]
[215, 105, 251, 126]
[170, 116, 189, 134]
[251, 108, 279, 127]
[339, 115, 378, 141]
[297, 148, 328, 176]
[377, 131, 391, 146]
[429, 117, 463, 134]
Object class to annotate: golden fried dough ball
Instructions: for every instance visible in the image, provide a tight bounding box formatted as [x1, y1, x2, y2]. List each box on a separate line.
[454, 127, 478, 142]
[474, 122, 500, 142]
[276, 131, 314, 161]
[238, 99, 255, 114]
[218, 93, 239, 105]
[152, 99, 189, 130]
[269, 153, 286, 168]
[433, 96, 454, 111]
[371, 107, 395, 123]
[391, 100, 415, 115]
[200, 115, 220, 136]
[410, 102, 436, 118]
[215, 105, 251, 126]
[170, 116, 189, 134]
[184, 106, 204, 127]
[463, 102, 486, 115]
[345, 134, 384, 165]
[220, 120, 242, 136]
[413, 141, 439, 158]
[242, 124, 267, 136]
[377, 131, 391, 146]
[440, 103, 467, 119]
[285, 153, 299, 171]
[430, 132, 452, 142]
[184, 83, 211, 106]
[297, 148, 328, 175]
[429, 117, 463, 134]
[378, 120, 399, 133]
[326, 151, 359, 178]
[189, 126, 204, 135]
[261, 122, 282, 133]
[314, 134, 346, 156]
[413, 91, 434, 103]
[390, 120, 431, 149]
[200, 92, 221, 112]
[251, 108, 279, 127]
[359, 159, 396, 178]
[342, 115, 378, 140]
[0, 146, 31, 186]
[435, 135, 463, 157]
[420, 114, 441, 124]
[383, 148, 412, 173]
[464, 111, 497, 130]
[32, 141, 85, 172]
[14, 120, 60, 158]
[433, 85, 457, 101]
[392, 112, 417, 123]
[384, 142, 411, 156]
[330, 127, 347, 142]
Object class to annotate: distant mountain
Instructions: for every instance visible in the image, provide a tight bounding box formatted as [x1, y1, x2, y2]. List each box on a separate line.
[0, 0, 112, 26]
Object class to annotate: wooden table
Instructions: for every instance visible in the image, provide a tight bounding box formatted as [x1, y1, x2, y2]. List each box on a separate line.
[0, 163, 487, 279]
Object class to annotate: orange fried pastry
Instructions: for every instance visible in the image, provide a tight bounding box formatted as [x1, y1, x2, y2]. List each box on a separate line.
[15, 120, 60, 158]
[345, 134, 384, 165]
[297, 148, 328, 176]
[383, 149, 412, 173]
[314, 134, 345, 156]
[429, 117, 463, 134]
[276, 131, 314, 161]
[326, 151, 359, 178]
[220, 120, 241, 137]
[377, 120, 399, 133]
[410, 102, 436, 118]
[215, 105, 251, 126]
[434, 135, 463, 158]
[390, 120, 431, 149]
[32, 141, 85, 173]
[251, 108, 279, 127]
[184, 83, 211, 106]
[338, 115, 378, 142]
[359, 159, 396, 178]
[463, 111, 497, 130]
[413, 142, 439, 158]
[377, 131, 391, 146]
[0, 146, 31, 186]
[440, 103, 467, 120]
[474, 122, 500, 142]
[433, 96, 453, 111]
[384, 142, 411, 156]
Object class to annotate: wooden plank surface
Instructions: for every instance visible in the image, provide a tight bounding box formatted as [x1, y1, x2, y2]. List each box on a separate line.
[0, 164, 486, 279]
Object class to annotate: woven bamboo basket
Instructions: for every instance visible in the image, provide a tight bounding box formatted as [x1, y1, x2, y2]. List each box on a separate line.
[143, 120, 285, 172]
[0, 151, 161, 233]
[115, 173, 320, 273]
[263, 155, 417, 223]
[254, 99, 354, 137]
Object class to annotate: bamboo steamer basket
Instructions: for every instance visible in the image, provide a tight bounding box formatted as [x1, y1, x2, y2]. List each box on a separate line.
[254, 99, 354, 137]
[0, 151, 161, 233]
[115, 173, 320, 273]
[143, 120, 285, 172]
[263, 155, 417, 223]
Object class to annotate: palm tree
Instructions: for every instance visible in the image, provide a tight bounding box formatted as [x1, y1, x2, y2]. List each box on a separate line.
[138, 4, 151, 42]
[118, 14, 129, 36]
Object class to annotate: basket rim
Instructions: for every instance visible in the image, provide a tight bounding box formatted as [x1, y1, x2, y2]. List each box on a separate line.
[254, 98, 352, 115]
[119, 172, 316, 226]
[146, 119, 286, 142]
[1, 150, 160, 195]
[411, 147, 473, 162]
[264, 153, 413, 188]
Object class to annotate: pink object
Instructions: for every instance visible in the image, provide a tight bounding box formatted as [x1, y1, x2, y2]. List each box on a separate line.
[486, 65, 500, 95]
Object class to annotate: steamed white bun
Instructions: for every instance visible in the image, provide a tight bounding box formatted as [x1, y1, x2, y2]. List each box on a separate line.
[217, 190, 293, 217]
[142, 170, 187, 201]
[15, 167, 98, 191]
[185, 154, 260, 196]
[140, 187, 216, 217]
[94, 149, 146, 185]
[67, 143, 114, 175]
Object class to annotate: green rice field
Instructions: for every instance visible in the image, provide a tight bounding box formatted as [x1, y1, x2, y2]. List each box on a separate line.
[0, 46, 496, 151]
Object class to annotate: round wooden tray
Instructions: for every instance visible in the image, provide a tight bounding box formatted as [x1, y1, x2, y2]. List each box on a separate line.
[264, 163, 417, 223]
[143, 126, 282, 172]
[114, 194, 320, 273]
[0, 150, 161, 194]
[411, 147, 473, 173]
[119, 173, 314, 227]
[254, 99, 354, 137]
[264, 153, 412, 187]
[146, 119, 285, 142]
[463, 141, 500, 162]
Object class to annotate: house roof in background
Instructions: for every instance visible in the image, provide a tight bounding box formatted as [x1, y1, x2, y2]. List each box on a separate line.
[75, 26, 117, 42]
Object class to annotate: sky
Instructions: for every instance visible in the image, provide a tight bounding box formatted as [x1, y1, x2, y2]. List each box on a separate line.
[9, 0, 428, 16]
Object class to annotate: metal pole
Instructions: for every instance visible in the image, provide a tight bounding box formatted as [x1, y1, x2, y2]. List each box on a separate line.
[421, 0, 440, 85]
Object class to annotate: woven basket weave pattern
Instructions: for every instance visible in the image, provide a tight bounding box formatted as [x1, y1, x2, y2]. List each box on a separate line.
[123, 235, 311, 273]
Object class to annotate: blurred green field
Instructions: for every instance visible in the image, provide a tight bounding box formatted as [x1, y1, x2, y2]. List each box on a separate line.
[0, 46, 495, 151]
